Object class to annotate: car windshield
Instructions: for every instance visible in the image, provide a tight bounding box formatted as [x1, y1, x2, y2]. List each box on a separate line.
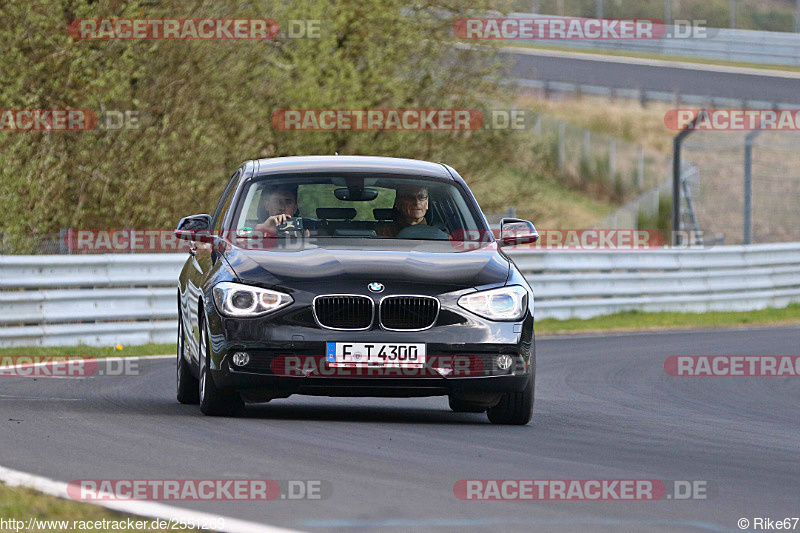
[229, 174, 488, 245]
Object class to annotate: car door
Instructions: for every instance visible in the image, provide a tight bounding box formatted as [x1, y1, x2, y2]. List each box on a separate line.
[186, 169, 241, 365]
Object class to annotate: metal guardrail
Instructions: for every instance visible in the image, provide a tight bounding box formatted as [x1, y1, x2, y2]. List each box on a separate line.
[510, 14, 800, 67]
[513, 243, 800, 319]
[512, 78, 800, 110]
[2, 244, 800, 346]
[0, 255, 183, 347]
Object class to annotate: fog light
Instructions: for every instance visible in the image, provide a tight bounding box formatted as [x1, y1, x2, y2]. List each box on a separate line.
[232, 352, 250, 367]
[496, 354, 513, 371]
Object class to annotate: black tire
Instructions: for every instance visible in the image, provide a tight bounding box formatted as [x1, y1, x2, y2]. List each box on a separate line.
[448, 396, 487, 413]
[198, 315, 243, 417]
[176, 309, 199, 404]
[487, 375, 534, 425]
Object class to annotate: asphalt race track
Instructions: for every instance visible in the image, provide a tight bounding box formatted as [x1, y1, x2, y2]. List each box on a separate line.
[1, 326, 799, 532]
[504, 48, 800, 106]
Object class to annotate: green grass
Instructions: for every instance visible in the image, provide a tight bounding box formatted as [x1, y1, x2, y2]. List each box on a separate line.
[0, 343, 175, 358]
[470, 164, 618, 230]
[0, 482, 200, 532]
[508, 42, 800, 73]
[536, 303, 800, 335]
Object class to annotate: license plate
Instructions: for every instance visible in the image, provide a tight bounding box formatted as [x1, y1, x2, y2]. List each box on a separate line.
[326, 342, 426, 368]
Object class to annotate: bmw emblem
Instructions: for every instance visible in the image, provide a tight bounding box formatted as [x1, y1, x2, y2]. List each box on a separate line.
[368, 282, 384, 293]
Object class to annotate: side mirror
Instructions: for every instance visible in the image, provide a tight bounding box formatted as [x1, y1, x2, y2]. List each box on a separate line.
[499, 218, 539, 247]
[174, 214, 214, 243]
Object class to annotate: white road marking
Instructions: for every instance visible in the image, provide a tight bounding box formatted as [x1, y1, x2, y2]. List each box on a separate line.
[0, 464, 302, 533]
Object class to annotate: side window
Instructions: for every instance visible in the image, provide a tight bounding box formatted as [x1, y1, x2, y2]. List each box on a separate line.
[212, 170, 241, 233]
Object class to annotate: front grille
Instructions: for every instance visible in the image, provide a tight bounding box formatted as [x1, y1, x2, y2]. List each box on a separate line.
[380, 296, 439, 330]
[314, 295, 373, 330]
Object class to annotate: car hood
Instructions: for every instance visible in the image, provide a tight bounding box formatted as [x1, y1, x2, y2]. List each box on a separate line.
[224, 241, 510, 291]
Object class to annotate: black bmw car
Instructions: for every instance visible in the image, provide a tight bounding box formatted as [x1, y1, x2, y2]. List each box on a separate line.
[175, 156, 539, 424]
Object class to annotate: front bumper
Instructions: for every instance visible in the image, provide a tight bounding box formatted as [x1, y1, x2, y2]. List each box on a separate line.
[212, 371, 532, 400]
[203, 291, 535, 400]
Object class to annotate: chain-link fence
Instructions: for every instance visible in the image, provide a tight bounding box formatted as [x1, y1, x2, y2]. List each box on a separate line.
[0, 232, 67, 255]
[535, 114, 670, 203]
[677, 130, 800, 245]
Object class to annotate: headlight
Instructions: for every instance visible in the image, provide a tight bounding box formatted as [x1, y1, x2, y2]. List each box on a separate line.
[458, 285, 528, 321]
[212, 282, 293, 317]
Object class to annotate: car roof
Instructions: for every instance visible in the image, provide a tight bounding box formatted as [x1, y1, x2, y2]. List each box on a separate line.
[250, 156, 454, 180]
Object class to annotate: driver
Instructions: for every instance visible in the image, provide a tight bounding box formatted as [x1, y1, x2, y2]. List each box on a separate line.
[377, 184, 430, 237]
[254, 185, 299, 235]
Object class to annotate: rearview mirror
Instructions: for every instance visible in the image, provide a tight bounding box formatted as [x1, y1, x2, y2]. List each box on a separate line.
[174, 214, 214, 243]
[499, 218, 539, 247]
[334, 187, 379, 201]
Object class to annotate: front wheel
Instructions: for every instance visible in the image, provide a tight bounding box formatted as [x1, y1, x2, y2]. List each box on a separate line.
[198, 315, 243, 417]
[487, 375, 534, 425]
[176, 309, 199, 404]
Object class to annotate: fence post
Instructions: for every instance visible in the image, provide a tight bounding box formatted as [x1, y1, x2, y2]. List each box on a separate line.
[59, 229, 69, 255]
[609, 138, 616, 177]
[671, 110, 708, 245]
[637, 145, 645, 188]
[743, 130, 762, 244]
[796, 0, 800, 32]
[583, 130, 591, 161]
